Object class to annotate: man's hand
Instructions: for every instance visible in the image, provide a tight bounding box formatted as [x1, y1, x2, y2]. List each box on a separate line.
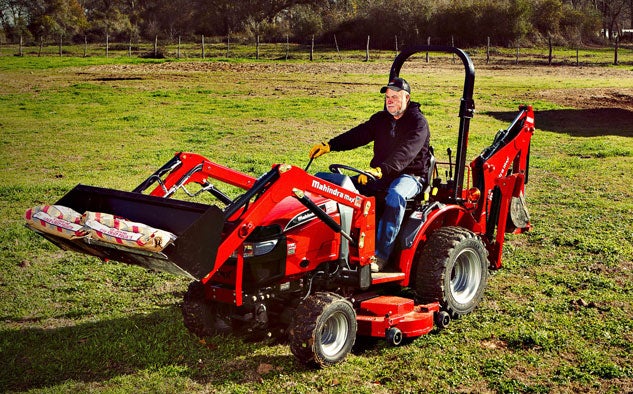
[358, 167, 382, 185]
[309, 142, 330, 159]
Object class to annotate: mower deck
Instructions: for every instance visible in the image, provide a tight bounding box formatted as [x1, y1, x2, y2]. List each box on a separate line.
[356, 295, 440, 343]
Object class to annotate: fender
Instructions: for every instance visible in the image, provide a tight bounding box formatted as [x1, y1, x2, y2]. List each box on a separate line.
[397, 203, 481, 287]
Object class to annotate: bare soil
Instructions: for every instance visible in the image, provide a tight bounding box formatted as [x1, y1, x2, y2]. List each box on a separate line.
[86, 61, 633, 110]
[538, 86, 633, 111]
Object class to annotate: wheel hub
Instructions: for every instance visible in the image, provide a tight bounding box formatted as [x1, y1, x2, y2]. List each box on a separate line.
[320, 311, 349, 357]
[450, 249, 482, 304]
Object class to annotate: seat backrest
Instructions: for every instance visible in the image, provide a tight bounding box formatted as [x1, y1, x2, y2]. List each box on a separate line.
[426, 151, 436, 185]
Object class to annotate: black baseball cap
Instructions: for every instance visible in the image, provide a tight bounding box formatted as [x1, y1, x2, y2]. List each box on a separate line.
[380, 77, 410, 94]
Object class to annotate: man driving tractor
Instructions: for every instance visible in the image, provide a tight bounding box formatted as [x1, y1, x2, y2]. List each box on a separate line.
[309, 77, 431, 272]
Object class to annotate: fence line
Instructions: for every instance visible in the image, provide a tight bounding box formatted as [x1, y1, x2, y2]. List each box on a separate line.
[0, 35, 630, 66]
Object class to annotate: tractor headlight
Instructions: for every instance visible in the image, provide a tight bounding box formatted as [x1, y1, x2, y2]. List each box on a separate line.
[232, 239, 279, 258]
[228, 225, 286, 289]
[243, 239, 278, 257]
[231, 225, 286, 258]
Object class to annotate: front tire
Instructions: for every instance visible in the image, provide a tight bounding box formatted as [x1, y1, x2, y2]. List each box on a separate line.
[414, 227, 489, 319]
[182, 281, 223, 338]
[289, 292, 357, 367]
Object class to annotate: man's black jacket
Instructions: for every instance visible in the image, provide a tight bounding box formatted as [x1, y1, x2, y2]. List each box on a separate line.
[328, 101, 430, 186]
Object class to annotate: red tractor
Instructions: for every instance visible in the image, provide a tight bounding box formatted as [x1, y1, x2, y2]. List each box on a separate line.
[26, 46, 534, 367]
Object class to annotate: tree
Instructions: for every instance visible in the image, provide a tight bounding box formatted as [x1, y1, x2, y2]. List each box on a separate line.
[0, 0, 31, 41]
[187, 0, 318, 39]
[596, 0, 628, 39]
[139, 0, 192, 40]
[84, 0, 133, 41]
[561, 2, 601, 44]
[28, 0, 88, 42]
[532, 0, 564, 39]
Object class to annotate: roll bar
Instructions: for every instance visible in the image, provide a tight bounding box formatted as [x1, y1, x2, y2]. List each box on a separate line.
[388, 45, 476, 202]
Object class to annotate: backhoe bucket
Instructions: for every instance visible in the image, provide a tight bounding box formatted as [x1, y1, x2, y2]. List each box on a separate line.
[33, 184, 224, 280]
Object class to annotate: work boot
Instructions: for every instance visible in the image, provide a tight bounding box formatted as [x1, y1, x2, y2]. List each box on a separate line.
[370, 256, 388, 273]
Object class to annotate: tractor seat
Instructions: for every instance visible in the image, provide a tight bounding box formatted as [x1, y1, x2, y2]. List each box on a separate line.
[406, 151, 437, 208]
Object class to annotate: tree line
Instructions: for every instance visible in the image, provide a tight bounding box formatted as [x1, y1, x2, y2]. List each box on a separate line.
[1, 0, 631, 50]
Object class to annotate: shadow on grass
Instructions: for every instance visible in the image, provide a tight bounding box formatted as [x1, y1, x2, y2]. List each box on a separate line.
[0, 307, 296, 391]
[485, 108, 633, 137]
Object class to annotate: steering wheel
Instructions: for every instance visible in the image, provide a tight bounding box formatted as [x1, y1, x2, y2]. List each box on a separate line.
[329, 164, 377, 183]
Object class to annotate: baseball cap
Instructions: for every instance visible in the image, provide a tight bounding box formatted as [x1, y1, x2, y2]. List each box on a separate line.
[380, 77, 410, 94]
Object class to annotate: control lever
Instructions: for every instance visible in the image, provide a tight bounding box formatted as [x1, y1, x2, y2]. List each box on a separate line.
[447, 147, 453, 181]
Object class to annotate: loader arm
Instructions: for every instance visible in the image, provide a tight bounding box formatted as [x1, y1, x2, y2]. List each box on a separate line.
[133, 152, 257, 200]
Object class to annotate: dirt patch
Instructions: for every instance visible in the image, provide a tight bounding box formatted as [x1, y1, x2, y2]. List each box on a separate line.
[477, 63, 633, 111]
[84, 61, 390, 76]
[537, 87, 633, 111]
[81, 61, 633, 119]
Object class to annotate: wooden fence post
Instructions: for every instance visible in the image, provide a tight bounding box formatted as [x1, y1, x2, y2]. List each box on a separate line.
[614, 36, 619, 65]
[39, 36, 43, 57]
[226, 32, 230, 58]
[486, 36, 490, 64]
[59, 34, 63, 56]
[334, 34, 341, 61]
[201, 34, 205, 59]
[515, 45, 519, 64]
[128, 36, 132, 57]
[177, 36, 181, 59]
[154, 35, 158, 57]
[310, 35, 314, 61]
[19, 35, 23, 56]
[84, 35, 87, 57]
[548, 36, 553, 65]
[106, 33, 109, 58]
[365, 35, 370, 61]
[395, 35, 398, 57]
[256, 34, 260, 60]
[285, 34, 289, 60]
[426, 37, 430, 62]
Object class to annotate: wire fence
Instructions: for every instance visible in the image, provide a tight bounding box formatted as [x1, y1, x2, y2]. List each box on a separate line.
[1, 35, 631, 67]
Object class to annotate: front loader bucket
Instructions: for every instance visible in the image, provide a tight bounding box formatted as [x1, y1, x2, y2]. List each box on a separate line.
[34, 184, 224, 280]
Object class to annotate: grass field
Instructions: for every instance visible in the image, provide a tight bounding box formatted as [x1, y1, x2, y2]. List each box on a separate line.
[1, 50, 632, 393]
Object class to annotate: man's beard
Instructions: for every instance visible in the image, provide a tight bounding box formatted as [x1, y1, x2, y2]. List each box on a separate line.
[387, 96, 408, 117]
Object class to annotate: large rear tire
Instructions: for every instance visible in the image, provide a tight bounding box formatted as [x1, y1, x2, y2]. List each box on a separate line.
[414, 226, 489, 319]
[289, 292, 357, 367]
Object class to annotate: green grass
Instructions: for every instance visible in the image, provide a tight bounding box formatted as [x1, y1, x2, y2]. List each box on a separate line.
[2, 40, 632, 66]
[1, 52, 632, 393]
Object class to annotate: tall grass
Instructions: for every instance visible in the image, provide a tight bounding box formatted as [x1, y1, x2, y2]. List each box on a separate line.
[1, 53, 632, 393]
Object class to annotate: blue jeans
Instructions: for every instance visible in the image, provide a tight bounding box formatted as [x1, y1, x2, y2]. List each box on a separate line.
[356, 174, 422, 260]
[320, 172, 421, 261]
[376, 175, 422, 260]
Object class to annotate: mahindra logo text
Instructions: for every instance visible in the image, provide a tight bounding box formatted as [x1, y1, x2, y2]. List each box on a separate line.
[311, 180, 360, 206]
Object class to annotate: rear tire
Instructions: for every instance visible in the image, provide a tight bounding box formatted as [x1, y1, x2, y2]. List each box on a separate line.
[289, 292, 357, 367]
[414, 226, 489, 319]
